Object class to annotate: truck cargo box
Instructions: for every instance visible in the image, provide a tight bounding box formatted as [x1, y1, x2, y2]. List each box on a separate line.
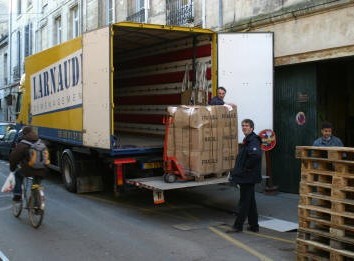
[19, 22, 273, 201]
[21, 23, 216, 156]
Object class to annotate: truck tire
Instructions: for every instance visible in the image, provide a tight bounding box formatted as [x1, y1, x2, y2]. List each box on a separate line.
[163, 173, 177, 183]
[61, 149, 77, 193]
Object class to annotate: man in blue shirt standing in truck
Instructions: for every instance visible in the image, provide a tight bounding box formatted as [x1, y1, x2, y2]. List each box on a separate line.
[209, 87, 227, 105]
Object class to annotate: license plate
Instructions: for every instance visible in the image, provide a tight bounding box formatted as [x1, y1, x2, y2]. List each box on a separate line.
[142, 161, 163, 169]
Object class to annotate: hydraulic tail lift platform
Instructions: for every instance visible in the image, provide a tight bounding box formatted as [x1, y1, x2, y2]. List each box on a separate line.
[126, 176, 228, 204]
[113, 116, 230, 205]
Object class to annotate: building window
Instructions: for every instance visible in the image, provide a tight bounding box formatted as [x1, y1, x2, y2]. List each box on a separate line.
[70, 5, 80, 39]
[41, 0, 48, 13]
[36, 29, 41, 52]
[166, 0, 194, 25]
[24, 23, 33, 57]
[12, 32, 21, 80]
[17, 0, 22, 15]
[36, 25, 48, 52]
[3, 53, 8, 85]
[27, 0, 33, 9]
[106, 0, 115, 24]
[54, 16, 62, 44]
[127, 0, 146, 23]
[16, 31, 21, 78]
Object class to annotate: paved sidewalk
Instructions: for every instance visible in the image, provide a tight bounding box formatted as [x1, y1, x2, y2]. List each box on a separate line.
[186, 183, 299, 224]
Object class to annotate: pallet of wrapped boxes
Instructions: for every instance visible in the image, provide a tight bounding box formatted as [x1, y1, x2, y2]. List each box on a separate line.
[295, 146, 354, 260]
[167, 105, 238, 180]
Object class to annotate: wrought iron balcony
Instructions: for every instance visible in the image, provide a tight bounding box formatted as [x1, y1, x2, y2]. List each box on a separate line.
[127, 9, 146, 23]
[166, 1, 194, 26]
[12, 65, 20, 81]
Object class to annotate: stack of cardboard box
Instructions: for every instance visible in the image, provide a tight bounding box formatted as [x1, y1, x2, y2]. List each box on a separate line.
[167, 105, 238, 177]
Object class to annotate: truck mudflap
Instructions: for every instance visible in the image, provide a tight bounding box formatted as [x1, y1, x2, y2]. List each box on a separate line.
[77, 176, 103, 193]
[126, 176, 229, 204]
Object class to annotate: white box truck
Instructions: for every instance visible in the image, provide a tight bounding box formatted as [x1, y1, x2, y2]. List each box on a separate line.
[16, 22, 273, 204]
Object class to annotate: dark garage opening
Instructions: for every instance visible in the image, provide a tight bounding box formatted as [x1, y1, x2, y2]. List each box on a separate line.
[317, 58, 354, 147]
[272, 57, 354, 193]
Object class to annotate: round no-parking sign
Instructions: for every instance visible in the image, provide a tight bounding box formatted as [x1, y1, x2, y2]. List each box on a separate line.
[259, 129, 276, 151]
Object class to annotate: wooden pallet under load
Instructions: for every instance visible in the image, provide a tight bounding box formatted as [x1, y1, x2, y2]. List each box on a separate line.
[191, 171, 229, 182]
[296, 146, 354, 261]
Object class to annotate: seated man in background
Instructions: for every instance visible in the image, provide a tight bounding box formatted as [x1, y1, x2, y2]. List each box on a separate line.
[313, 121, 343, 147]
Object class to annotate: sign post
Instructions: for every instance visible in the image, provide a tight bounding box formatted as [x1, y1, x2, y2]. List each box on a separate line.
[259, 129, 278, 194]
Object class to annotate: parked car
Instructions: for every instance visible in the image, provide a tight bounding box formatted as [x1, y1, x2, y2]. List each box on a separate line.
[0, 128, 18, 160]
[0, 122, 15, 140]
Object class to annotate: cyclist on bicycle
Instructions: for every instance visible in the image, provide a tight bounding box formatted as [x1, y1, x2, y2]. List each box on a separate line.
[9, 126, 47, 202]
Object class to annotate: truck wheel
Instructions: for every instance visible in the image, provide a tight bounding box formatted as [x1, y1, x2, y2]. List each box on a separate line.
[61, 150, 77, 193]
[163, 173, 177, 183]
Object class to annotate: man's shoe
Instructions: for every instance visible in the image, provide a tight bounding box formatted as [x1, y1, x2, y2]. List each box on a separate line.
[12, 195, 22, 202]
[246, 226, 259, 233]
[226, 227, 243, 233]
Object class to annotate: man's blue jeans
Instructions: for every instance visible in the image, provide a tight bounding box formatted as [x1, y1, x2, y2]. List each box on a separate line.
[13, 169, 24, 196]
[13, 169, 42, 197]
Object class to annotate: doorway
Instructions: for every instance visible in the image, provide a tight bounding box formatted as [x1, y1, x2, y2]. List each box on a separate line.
[273, 63, 317, 193]
[272, 57, 354, 193]
[317, 58, 354, 146]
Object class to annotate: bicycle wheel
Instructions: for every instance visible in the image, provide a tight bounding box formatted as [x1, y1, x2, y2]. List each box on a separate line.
[12, 201, 23, 217]
[28, 190, 44, 228]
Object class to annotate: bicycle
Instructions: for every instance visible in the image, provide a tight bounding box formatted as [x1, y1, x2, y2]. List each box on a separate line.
[12, 176, 45, 228]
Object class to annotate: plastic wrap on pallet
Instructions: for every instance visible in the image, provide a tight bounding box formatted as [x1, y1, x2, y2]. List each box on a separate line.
[167, 105, 238, 176]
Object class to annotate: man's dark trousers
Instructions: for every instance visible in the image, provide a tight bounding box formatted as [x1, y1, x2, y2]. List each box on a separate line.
[234, 183, 258, 230]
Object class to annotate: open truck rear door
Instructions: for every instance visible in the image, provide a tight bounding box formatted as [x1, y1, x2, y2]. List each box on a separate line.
[217, 33, 274, 141]
[82, 27, 111, 149]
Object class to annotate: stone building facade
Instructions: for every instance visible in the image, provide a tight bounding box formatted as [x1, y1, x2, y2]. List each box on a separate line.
[8, 1, 352, 83]
[0, 0, 9, 121]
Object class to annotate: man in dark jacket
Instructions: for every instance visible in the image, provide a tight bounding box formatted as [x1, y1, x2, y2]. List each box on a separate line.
[10, 126, 47, 201]
[227, 119, 262, 233]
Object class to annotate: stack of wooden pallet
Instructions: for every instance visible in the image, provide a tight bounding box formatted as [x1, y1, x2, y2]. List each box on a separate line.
[295, 146, 354, 260]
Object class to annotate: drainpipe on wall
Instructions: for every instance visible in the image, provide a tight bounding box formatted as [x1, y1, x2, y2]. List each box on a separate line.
[80, 0, 84, 33]
[9, 0, 12, 84]
[202, 0, 206, 28]
[144, 0, 149, 23]
[218, 0, 223, 29]
[112, 0, 116, 22]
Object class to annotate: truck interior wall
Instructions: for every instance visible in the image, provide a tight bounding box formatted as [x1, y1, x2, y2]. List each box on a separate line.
[112, 26, 213, 147]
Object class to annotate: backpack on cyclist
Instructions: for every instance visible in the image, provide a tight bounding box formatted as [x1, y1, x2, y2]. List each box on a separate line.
[21, 139, 50, 169]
